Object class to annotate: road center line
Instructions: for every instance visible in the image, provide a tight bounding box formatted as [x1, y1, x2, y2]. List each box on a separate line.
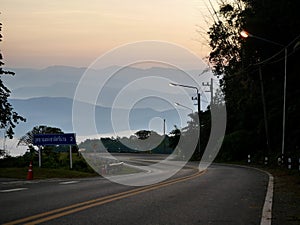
[3, 169, 204, 225]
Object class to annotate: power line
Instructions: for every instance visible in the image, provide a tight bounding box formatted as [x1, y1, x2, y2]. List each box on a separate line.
[254, 33, 300, 67]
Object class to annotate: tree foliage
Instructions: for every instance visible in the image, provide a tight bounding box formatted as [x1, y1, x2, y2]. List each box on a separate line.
[0, 21, 26, 140]
[168, 125, 181, 150]
[208, 0, 300, 159]
[18, 125, 63, 147]
[135, 130, 152, 140]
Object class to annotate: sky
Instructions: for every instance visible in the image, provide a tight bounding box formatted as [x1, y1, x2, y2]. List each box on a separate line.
[1, 0, 217, 69]
[0, 1, 222, 156]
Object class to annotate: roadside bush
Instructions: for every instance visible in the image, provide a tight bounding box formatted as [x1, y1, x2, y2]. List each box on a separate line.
[0, 155, 27, 167]
[217, 130, 256, 161]
[72, 159, 94, 173]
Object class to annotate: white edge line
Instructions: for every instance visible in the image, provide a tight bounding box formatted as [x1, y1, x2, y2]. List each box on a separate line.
[260, 171, 273, 225]
[59, 181, 80, 185]
[0, 188, 28, 193]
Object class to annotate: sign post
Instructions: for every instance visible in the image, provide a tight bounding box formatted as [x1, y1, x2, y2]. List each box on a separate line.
[38, 146, 42, 168]
[33, 133, 76, 168]
[70, 145, 73, 169]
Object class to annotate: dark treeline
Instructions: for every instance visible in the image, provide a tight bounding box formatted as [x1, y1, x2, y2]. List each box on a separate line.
[78, 131, 174, 155]
[208, 0, 300, 162]
[78, 109, 213, 161]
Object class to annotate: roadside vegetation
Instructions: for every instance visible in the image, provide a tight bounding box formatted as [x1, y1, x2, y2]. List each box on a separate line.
[0, 151, 98, 179]
[0, 166, 97, 179]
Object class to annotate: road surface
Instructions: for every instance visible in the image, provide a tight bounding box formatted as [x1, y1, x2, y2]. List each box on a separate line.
[0, 162, 269, 225]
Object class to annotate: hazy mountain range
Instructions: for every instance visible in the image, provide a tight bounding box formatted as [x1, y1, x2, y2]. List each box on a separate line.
[9, 96, 185, 138]
[3, 65, 213, 138]
[3, 65, 210, 101]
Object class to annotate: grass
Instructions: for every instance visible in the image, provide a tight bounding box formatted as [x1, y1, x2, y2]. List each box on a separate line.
[109, 165, 144, 175]
[0, 165, 144, 180]
[265, 168, 300, 225]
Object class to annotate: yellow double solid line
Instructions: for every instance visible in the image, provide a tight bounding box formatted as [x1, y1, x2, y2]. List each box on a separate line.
[4, 169, 205, 225]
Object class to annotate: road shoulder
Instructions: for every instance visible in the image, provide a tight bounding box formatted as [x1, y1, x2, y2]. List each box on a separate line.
[218, 163, 300, 225]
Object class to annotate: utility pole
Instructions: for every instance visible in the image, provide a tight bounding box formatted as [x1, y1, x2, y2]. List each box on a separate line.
[163, 119, 166, 136]
[192, 93, 201, 157]
[259, 66, 271, 154]
[202, 78, 214, 106]
[169, 82, 202, 158]
[163, 119, 166, 153]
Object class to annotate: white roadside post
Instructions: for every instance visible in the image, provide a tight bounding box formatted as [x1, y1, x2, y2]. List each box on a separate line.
[277, 157, 281, 166]
[288, 158, 292, 169]
[264, 156, 268, 165]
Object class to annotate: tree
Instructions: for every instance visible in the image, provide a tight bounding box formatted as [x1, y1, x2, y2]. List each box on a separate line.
[0, 20, 26, 143]
[135, 130, 151, 140]
[168, 125, 180, 150]
[18, 125, 63, 147]
[17, 125, 64, 167]
[133, 130, 163, 153]
[207, 0, 300, 159]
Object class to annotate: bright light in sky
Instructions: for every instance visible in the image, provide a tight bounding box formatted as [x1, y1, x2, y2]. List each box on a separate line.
[1, 0, 218, 69]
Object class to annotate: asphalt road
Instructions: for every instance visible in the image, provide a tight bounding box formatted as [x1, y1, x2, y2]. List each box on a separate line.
[0, 163, 269, 225]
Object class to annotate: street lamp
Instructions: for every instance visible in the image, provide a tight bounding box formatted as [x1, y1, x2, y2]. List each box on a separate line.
[169, 82, 202, 158]
[241, 29, 287, 160]
[175, 102, 194, 113]
[169, 83, 200, 117]
[240, 30, 285, 47]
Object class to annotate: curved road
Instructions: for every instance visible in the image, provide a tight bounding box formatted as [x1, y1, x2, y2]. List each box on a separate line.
[0, 163, 269, 225]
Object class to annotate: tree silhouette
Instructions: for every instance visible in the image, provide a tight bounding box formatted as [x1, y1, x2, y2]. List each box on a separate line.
[135, 130, 151, 140]
[207, 0, 300, 158]
[0, 20, 26, 143]
[18, 125, 63, 147]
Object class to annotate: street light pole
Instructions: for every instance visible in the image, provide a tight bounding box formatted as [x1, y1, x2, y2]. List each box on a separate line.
[241, 30, 287, 160]
[163, 119, 166, 153]
[170, 83, 202, 158]
[282, 48, 287, 161]
[175, 102, 194, 113]
[259, 66, 271, 153]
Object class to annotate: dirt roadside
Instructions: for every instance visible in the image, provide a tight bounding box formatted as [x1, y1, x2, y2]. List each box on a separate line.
[269, 168, 300, 225]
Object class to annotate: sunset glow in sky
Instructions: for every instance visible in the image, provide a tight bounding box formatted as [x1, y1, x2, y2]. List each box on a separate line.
[1, 0, 217, 69]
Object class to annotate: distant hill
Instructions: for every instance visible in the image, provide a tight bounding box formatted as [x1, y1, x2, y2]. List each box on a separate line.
[3, 65, 213, 137]
[3, 65, 212, 102]
[9, 97, 185, 138]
